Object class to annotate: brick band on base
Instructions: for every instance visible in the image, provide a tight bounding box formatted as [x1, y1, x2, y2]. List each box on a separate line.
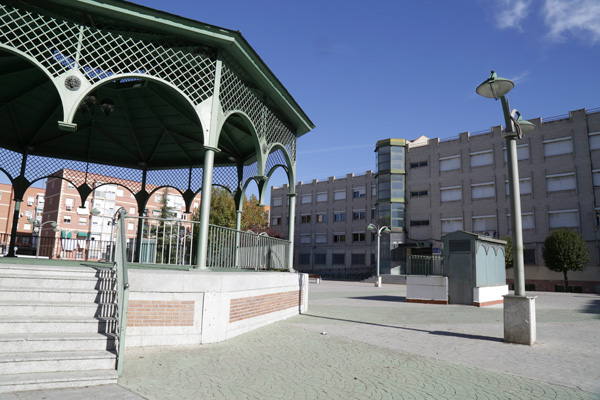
[474, 299, 504, 307]
[406, 299, 448, 305]
[127, 300, 195, 327]
[230, 291, 303, 323]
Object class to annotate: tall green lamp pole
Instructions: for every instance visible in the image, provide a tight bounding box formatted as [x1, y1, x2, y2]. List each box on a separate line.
[476, 71, 537, 345]
[367, 223, 390, 287]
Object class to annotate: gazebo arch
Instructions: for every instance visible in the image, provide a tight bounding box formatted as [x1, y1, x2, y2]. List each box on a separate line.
[0, 0, 313, 269]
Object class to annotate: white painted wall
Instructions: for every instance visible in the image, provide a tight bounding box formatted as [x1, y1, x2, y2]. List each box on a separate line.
[406, 276, 448, 302]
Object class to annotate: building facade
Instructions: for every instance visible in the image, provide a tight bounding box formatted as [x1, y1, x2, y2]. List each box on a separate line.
[272, 107, 600, 293]
[0, 183, 45, 253]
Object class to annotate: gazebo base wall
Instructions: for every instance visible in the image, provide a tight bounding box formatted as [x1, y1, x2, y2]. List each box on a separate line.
[126, 269, 308, 347]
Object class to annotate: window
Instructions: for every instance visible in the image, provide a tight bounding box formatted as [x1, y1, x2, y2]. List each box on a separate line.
[353, 187, 366, 198]
[593, 170, 600, 186]
[301, 214, 311, 223]
[377, 174, 404, 200]
[128, 222, 135, 231]
[371, 186, 376, 196]
[273, 197, 282, 207]
[352, 254, 366, 265]
[316, 192, 328, 202]
[334, 212, 346, 222]
[352, 210, 366, 220]
[315, 234, 327, 244]
[377, 145, 405, 172]
[549, 210, 579, 228]
[333, 233, 346, 243]
[377, 203, 405, 229]
[300, 235, 311, 244]
[410, 190, 428, 198]
[410, 220, 429, 227]
[314, 254, 326, 264]
[129, 207, 136, 215]
[543, 137, 573, 156]
[507, 212, 535, 231]
[334, 190, 346, 201]
[472, 215, 497, 232]
[316, 213, 327, 223]
[115, 189, 123, 197]
[471, 183, 495, 199]
[153, 210, 160, 217]
[65, 198, 74, 211]
[546, 173, 576, 192]
[441, 218, 462, 234]
[67, 182, 75, 189]
[155, 194, 163, 202]
[271, 217, 281, 226]
[25, 210, 33, 218]
[301, 194, 312, 204]
[352, 232, 365, 242]
[63, 215, 71, 224]
[440, 155, 460, 172]
[503, 144, 530, 162]
[23, 223, 31, 231]
[505, 178, 532, 195]
[524, 249, 536, 265]
[371, 208, 376, 219]
[26, 196, 34, 206]
[470, 150, 493, 167]
[0, 192, 2, 200]
[440, 186, 462, 202]
[193, 201, 199, 209]
[79, 217, 87, 225]
[410, 160, 428, 169]
[332, 253, 345, 265]
[589, 132, 600, 150]
[299, 254, 310, 264]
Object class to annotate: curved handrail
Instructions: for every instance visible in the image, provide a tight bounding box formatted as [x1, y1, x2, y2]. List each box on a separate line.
[114, 209, 130, 377]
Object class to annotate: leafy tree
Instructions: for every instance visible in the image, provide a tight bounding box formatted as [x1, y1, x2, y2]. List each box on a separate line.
[542, 229, 590, 292]
[503, 235, 513, 269]
[159, 187, 175, 219]
[241, 194, 268, 233]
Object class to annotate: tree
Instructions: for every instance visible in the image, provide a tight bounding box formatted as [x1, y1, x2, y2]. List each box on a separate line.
[503, 235, 513, 269]
[542, 229, 590, 292]
[241, 194, 268, 233]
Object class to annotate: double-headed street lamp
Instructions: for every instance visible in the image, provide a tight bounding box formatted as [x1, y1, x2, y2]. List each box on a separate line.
[28, 219, 58, 258]
[476, 71, 537, 345]
[367, 223, 390, 287]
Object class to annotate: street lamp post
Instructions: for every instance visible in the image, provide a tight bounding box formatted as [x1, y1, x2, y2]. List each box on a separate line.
[28, 219, 58, 258]
[367, 223, 391, 287]
[476, 71, 537, 345]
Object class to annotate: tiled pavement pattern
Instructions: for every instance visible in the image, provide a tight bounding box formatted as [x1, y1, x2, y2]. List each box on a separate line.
[5, 281, 599, 399]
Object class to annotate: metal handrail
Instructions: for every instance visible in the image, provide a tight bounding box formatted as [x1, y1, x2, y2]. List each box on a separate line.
[407, 255, 443, 276]
[114, 209, 130, 377]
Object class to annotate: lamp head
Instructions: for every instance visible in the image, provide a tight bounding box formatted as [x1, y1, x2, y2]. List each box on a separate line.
[382, 226, 391, 234]
[50, 222, 58, 228]
[366, 223, 376, 232]
[476, 70, 514, 99]
[515, 115, 536, 135]
[90, 208, 101, 216]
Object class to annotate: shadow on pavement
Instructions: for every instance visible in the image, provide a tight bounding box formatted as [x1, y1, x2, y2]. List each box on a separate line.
[302, 313, 504, 343]
[348, 295, 406, 303]
[582, 299, 600, 318]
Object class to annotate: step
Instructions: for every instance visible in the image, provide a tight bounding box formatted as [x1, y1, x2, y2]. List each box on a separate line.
[0, 350, 116, 375]
[0, 369, 118, 393]
[0, 332, 117, 353]
[362, 274, 407, 284]
[0, 264, 114, 278]
[0, 300, 116, 317]
[0, 316, 116, 334]
[0, 286, 116, 303]
[0, 274, 115, 290]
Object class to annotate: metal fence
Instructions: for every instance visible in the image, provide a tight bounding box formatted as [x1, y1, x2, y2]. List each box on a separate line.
[406, 255, 443, 276]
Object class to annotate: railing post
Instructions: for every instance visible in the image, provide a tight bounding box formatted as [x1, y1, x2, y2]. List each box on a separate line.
[234, 210, 242, 268]
[286, 193, 296, 272]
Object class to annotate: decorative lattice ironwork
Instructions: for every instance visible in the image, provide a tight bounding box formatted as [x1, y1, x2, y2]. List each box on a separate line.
[190, 167, 203, 194]
[25, 155, 87, 184]
[145, 168, 190, 195]
[212, 165, 238, 191]
[265, 148, 288, 177]
[85, 163, 144, 193]
[219, 54, 297, 163]
[0, 147, 24, 180]
[0, 4, 217, 105]
[242, 156, 258, 187]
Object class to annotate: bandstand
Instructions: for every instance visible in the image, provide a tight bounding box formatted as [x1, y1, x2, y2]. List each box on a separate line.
[0, 0, 313, 392]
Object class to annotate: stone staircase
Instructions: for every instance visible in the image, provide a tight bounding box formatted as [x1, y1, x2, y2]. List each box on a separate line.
[362, 274, 407, 285]
[0, 264, 119, 393]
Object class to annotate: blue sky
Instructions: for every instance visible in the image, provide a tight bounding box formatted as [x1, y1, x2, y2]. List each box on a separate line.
[28, 1, 600, 203]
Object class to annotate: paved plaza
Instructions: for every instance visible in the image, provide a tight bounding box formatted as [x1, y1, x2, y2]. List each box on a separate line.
[4, 281, 599, 399]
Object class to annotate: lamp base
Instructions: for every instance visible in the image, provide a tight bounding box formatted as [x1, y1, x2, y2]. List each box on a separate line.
[374, 277, 382, 287]
[503, 295, 536, 345]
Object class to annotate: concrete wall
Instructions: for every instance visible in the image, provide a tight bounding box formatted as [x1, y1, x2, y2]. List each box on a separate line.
[473, 285, 508, 307]
[125, 270, 308, 347]
[406, 276, 448, 304]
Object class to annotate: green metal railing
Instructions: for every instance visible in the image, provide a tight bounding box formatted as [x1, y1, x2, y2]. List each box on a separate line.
[113, 209, 130, 377]
[407, 255, 443, 276]
[207, 225, 290, 270]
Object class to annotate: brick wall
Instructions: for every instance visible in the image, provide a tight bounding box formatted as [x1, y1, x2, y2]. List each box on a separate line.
[127, 300, 195, 327]
[229, 291, 303, 323]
